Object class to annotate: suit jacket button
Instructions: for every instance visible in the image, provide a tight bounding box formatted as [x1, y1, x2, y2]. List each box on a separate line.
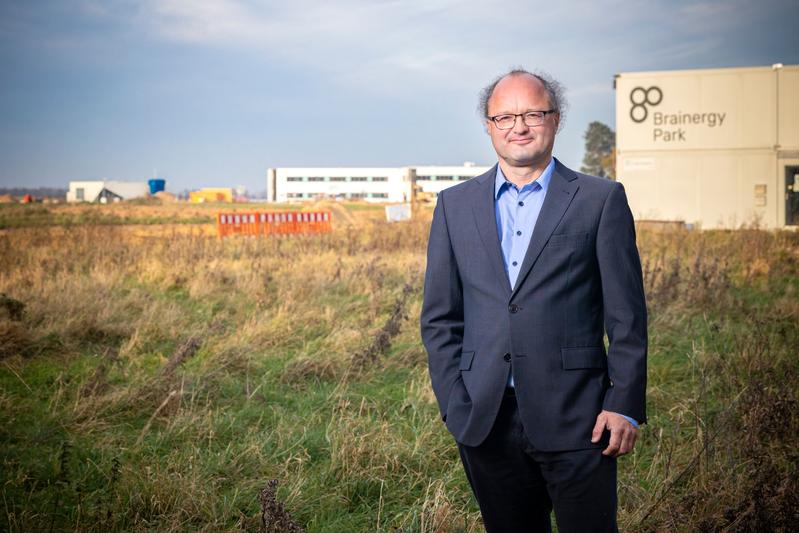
[508, 304, 519, 313]
[503, 352, 511, 362]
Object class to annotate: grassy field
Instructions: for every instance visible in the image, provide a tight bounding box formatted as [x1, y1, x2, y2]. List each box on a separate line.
[1, 203, 797, 532]
[0, 200, 386, 229]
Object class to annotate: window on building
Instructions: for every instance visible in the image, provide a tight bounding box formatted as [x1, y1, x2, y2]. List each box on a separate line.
[372, 176, 388, 182]
[370, 192, 388, 198]
[458, 175, 470, 181]
[308, 176, 325, 182]
[330, 177, 346, 182]
[350, 192, 366, 199]
[437, 175, 454, 181]
[417, 175, 431, 181]
[76, 188, 85, 200]
[287, 177, 303, 182]
[351, 177, 367, 182]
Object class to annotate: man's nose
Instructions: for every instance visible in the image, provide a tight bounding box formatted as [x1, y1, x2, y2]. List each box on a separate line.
[511, 115, 529, 133]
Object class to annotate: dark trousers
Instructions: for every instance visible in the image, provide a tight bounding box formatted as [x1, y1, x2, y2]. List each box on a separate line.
[457, 390, 618, 533]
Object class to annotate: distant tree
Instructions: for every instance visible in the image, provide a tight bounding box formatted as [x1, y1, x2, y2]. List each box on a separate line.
[581, 121, 616, 179]
[0, 187, 67, 198]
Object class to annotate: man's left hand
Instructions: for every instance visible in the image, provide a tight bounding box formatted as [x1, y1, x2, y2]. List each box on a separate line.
[591, 410, 637, 457]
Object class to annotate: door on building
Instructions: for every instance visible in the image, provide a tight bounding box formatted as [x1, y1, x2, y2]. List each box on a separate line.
[787, 166, 799, 226]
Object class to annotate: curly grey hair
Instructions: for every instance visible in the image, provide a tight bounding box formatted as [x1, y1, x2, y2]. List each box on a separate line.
[478, 68, 568, 131]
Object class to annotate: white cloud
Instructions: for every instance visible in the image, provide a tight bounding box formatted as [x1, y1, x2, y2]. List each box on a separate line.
[111, 1, 493, 95]
[75, 0, 793, 99]
[147, 0, 267, 44]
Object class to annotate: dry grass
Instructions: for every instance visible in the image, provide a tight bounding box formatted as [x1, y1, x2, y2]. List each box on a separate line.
[0, 203, 797, 531]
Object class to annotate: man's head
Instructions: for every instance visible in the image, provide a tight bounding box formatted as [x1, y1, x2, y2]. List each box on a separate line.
[478, 69, 567, 170]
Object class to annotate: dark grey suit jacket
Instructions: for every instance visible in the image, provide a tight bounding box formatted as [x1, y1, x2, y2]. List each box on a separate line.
[420, 160, 647, 451]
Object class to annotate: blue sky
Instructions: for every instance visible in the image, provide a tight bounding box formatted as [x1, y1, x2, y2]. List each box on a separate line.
[1, 0, 797, 193]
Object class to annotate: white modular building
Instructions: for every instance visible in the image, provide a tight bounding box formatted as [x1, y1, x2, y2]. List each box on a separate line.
[267, 167, 408, 203]
[413, 164, 489, 196]
[615, 64, 799, 229]
[66, 181, 150, 203]
[266, 164, 490, 203]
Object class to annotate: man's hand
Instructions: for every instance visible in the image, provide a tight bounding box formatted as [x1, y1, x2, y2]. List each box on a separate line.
[591, 410, 637, 457]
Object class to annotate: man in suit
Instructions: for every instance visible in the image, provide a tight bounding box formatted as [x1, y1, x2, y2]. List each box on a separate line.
[420, 69, 647, 532]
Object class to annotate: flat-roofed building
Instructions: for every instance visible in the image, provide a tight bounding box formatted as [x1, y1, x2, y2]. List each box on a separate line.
[413, 163, 489, 197]
[66, 181, 149, 203]
[615, 64, 799, 229]
[189, 188, 234, 203]
[266, 163, 490, 203]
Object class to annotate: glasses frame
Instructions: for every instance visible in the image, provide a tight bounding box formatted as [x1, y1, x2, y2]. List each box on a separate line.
[488, 110, 557, 130]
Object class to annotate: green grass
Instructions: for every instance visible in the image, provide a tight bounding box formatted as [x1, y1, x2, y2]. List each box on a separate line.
[1, 218, 797, 531]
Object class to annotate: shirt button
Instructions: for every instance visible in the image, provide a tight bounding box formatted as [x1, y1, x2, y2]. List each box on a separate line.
[516, 230, 522, 236]
[518, 201, 524, 206]
[503, 352, 511, 362]
[509, 304, 519, 313]
[512, 261, 518, 266]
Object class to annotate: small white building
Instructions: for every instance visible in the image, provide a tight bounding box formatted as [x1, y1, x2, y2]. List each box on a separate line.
[66, 181, 150, 203]
[615, 64, 799, 229]
[266, 164, 490, 203]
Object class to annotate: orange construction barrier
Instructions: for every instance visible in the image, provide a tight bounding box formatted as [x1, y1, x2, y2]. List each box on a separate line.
[216, 211, 332, 237]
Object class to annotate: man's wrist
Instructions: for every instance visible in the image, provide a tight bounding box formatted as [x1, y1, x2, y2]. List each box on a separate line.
[619, 414, 639, 429]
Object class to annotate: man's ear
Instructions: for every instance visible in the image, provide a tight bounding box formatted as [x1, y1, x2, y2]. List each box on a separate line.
[484, 120, 491, 134]
[554, 113, 561, 132]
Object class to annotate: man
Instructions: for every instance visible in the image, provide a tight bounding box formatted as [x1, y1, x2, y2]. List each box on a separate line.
[420, 69, 647, 532]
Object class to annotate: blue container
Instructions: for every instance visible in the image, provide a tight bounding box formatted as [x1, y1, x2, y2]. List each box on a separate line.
[148, 179, 166, 194]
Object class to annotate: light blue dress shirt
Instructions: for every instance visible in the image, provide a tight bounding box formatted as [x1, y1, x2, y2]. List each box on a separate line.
[494, 160, 553, 290]
[494, 159, 638, 428]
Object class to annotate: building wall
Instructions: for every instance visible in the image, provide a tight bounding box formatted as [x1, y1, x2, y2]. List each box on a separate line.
[616, 64, 799, 229]
[619, 149, 776, 227]
[66, 181, 148, 202]
[267, 164, 490, 203]
[270, 167, 408, 203]
[67, 181, 105, 202]
[189, 188, 234, 203]
[103, 181, 149, 200]
[414, 165, 490, 196]
[778, 68, 799, 148]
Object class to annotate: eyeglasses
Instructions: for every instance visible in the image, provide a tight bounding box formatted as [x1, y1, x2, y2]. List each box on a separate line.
[488, 110, 557, 130]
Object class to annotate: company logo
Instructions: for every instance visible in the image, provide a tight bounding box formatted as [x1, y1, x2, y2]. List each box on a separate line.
[630, 86, 662, 123]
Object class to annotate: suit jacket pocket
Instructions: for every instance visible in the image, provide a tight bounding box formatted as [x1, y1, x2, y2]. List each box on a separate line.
[459, 351, 475, 371]
[548, 231, 588, 248]
[561, 346, 606, 370]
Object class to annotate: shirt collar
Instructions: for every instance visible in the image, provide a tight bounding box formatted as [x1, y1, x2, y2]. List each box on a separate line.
[494, 157, 556, 199]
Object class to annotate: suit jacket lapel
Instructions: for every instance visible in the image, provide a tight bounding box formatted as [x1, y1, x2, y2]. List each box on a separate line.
[511, 162, 579, 297]
[471, 165, 512, 298]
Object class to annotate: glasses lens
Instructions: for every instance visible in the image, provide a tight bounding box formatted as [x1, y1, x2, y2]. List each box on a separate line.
[493, 115, 514, 129]
[523, 112, 545, 126]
